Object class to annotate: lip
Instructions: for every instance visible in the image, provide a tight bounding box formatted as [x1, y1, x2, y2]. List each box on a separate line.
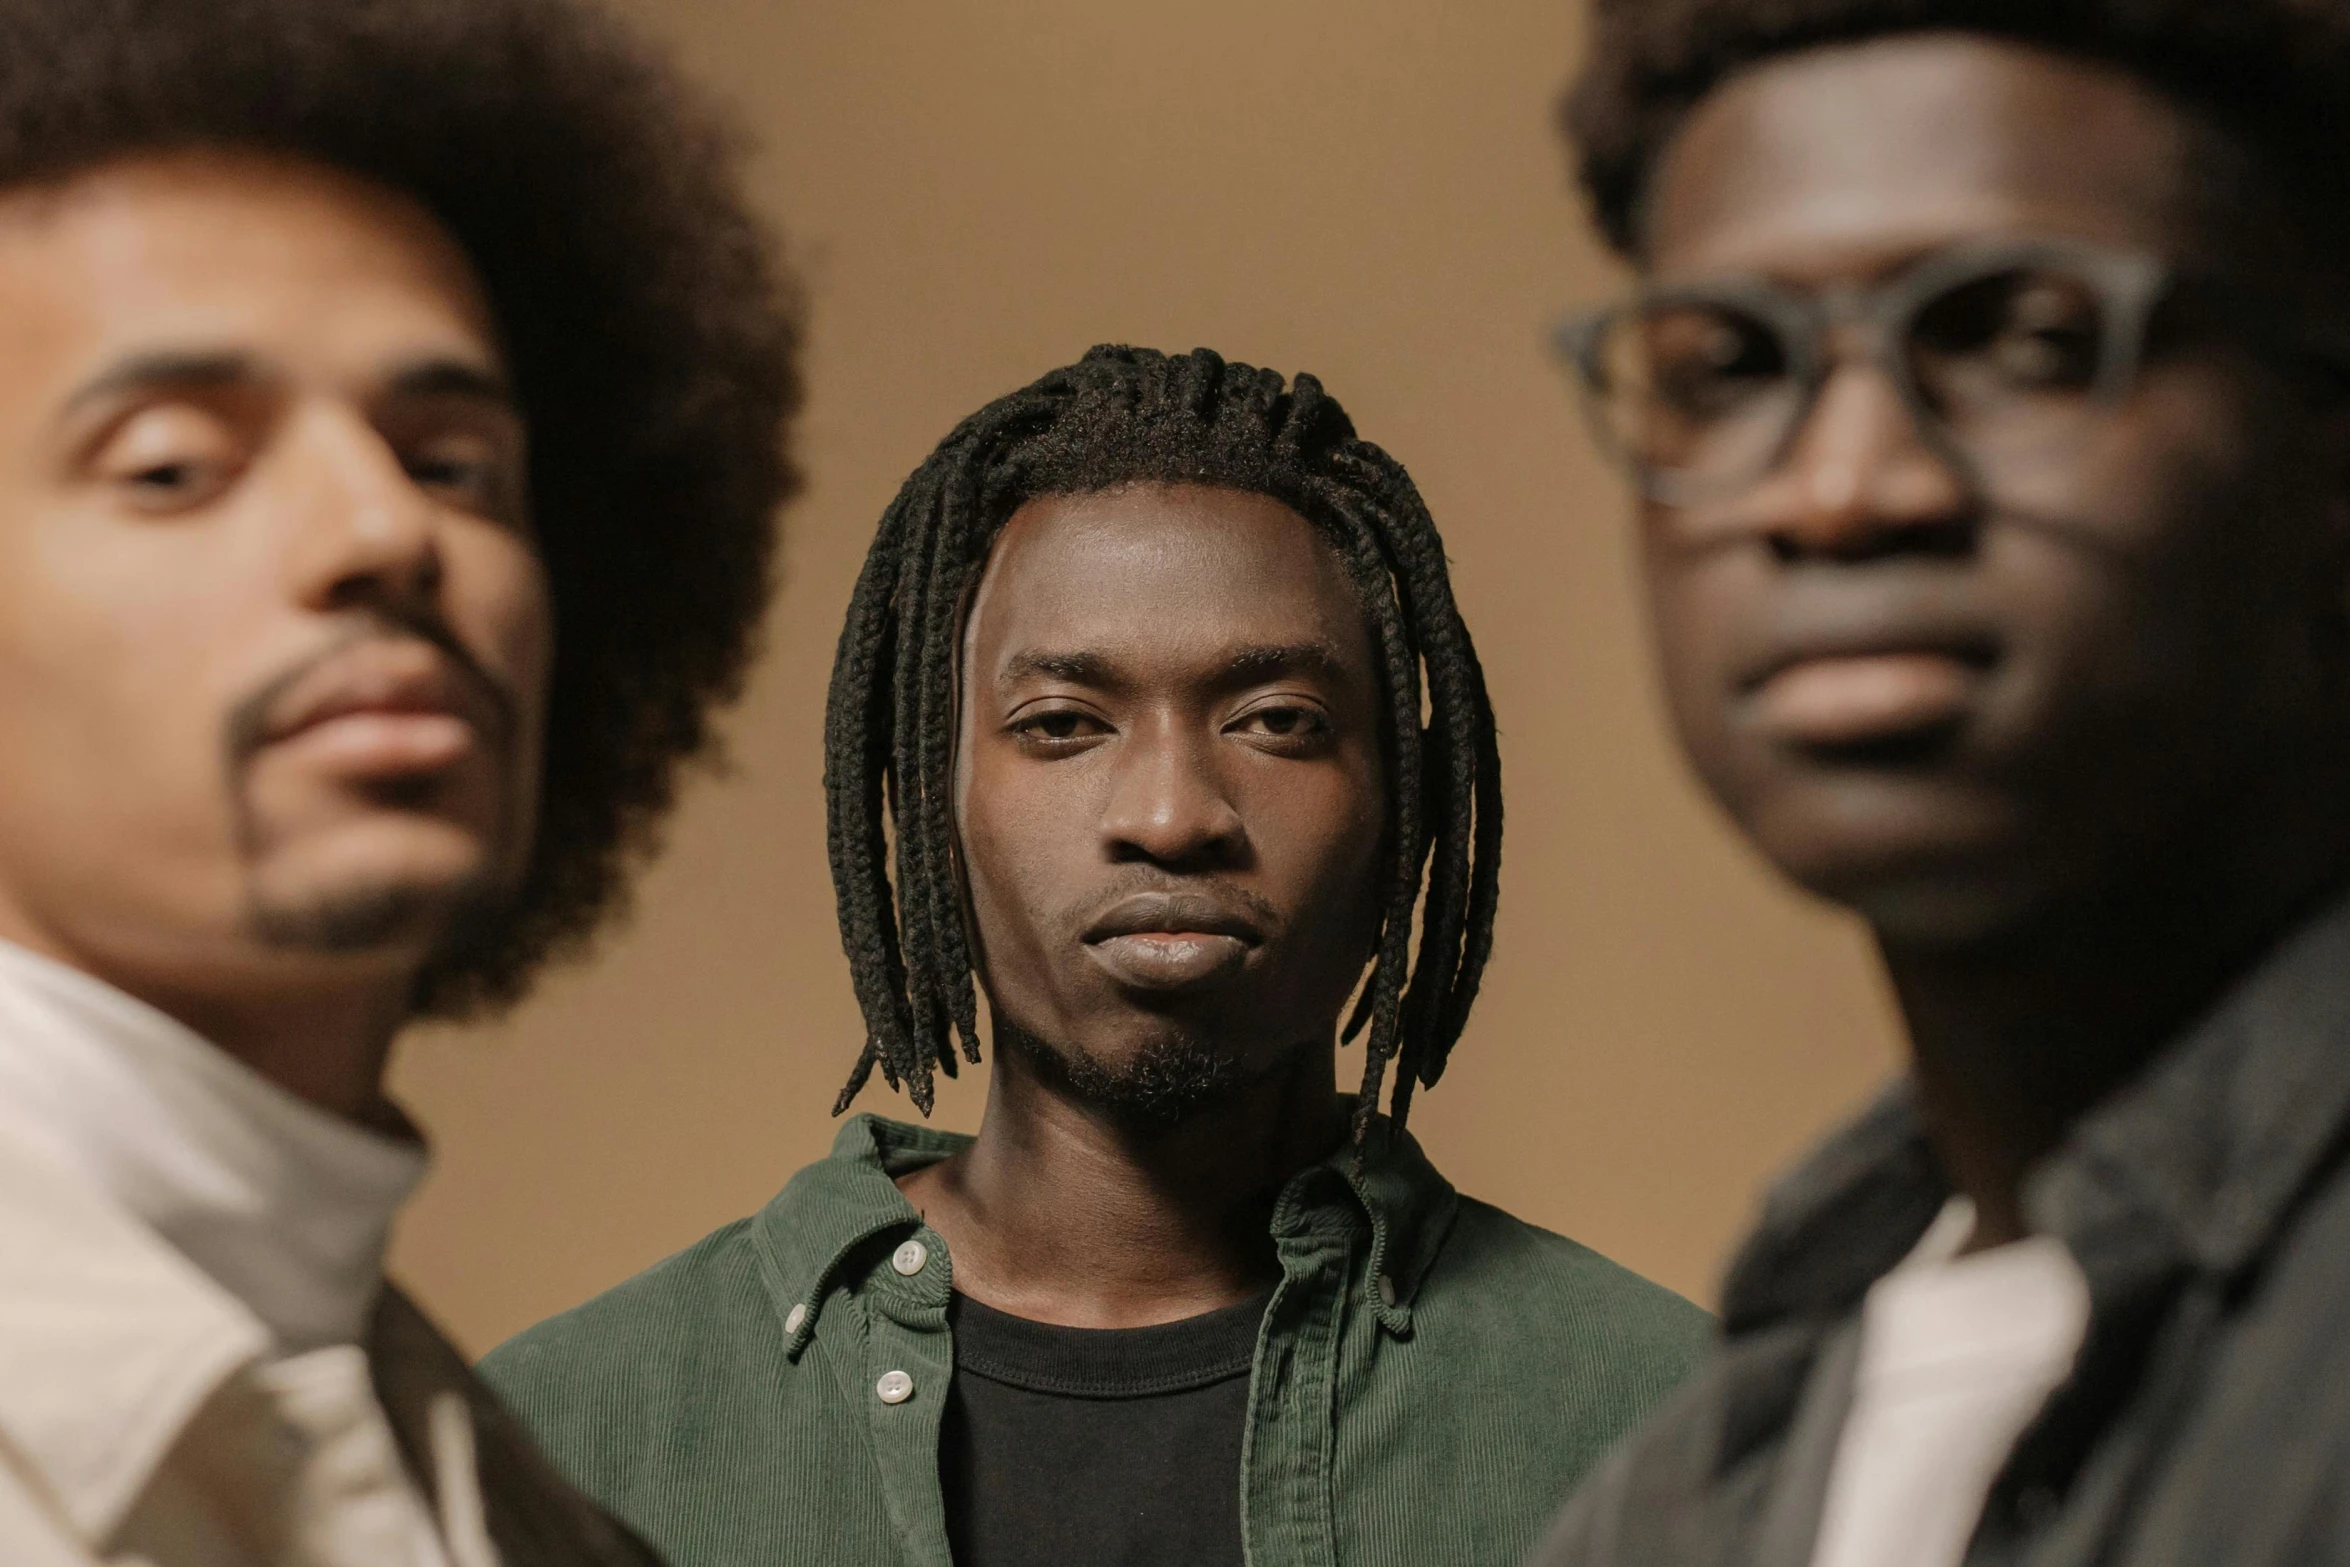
[256, 640, 502, 779]
[1082, 892, 1264, 994]
[1731, 586, 2001, 751]
[1749, 650, 1982, 748]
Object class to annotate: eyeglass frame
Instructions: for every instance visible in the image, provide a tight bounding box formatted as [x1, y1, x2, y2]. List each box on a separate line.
[1547, 235, 2316, 508]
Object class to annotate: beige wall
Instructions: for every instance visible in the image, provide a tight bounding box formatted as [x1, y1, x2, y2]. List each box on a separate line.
[386, 0, 1904, 1356]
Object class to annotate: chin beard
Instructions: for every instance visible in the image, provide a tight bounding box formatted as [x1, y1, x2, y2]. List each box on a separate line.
[995, 1017, 1250, 1130]
[245, 870, 512, 964]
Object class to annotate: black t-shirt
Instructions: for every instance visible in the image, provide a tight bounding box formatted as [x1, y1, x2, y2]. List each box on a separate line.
[939, 1289, 1270, 1567]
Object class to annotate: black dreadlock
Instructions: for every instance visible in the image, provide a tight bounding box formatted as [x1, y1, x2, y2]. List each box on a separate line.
[824, 345, 1501, 1140]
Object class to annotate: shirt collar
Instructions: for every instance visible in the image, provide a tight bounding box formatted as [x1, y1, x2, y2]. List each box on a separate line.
[755, 1114, 962, 1358]
[1718, 1083, 1946, 1335]
[1302, 1110, 1459, 1334]
[0, 938, 426, 1351]
[0, 1113, 270, 1544]
[2026, 883, 2350, 1293]
[754, 1104, 1459, 1356]
[1720, 883, 2350, 1334]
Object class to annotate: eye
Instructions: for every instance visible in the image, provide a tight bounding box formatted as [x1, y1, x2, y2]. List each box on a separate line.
[90, 403, 246, 511]
[1009, 706, 1111, 749]
[1912, 269, 2105, 397]
[1639, 303, 1790, 420]
[1228, 701, 1332, 751]
[1994, 280, 2102, 384]
[403, 432, 516, 514]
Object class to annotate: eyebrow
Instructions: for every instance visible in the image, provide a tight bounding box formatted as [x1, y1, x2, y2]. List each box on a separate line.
[1219, 641, 1346, 682]
[59, 349, 514, 422]
[385, 357, 515, 406]
[1002, 650, 1116, 686]
[998, 641, 1349, 690]
[61, 350, 263, 417]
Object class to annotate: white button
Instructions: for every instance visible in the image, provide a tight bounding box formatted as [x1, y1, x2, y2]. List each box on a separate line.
[892, 1239, 929, 1276]
[785, 1303, 808, 1334]
[875, 1370, 915, 1405]
[1377, 1273, 1398, 1308]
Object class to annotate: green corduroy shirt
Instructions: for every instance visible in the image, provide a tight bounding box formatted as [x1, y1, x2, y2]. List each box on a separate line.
[482, 1112, 1713, 1567]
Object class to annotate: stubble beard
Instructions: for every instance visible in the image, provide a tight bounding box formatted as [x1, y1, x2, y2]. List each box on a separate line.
[222, 620, 528, 975]
[242, 867, 512, 962]
[994, 1015, 1254, 1131]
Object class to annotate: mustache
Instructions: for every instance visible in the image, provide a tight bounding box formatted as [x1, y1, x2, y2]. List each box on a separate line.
[221, 613, 519, 770]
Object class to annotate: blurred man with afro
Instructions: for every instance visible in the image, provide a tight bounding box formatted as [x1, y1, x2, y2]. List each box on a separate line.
[0, 0, 796, 1561]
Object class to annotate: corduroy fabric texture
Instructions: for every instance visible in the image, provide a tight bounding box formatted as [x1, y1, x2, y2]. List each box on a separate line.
[481, 1111, 1712, 1567]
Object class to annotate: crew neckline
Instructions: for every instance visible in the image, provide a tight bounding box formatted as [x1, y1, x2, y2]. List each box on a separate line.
[949, 1290, 1270, 1399]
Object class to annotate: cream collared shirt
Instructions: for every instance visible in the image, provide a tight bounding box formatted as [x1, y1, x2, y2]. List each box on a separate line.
[0, 939, 498, 1566]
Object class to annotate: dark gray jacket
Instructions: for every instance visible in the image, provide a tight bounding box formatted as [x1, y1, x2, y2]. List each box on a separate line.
[1534, 890, 2350, 1567]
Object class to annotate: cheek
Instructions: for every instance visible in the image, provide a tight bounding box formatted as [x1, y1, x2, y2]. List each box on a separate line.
[4, 511, 251, 801]
[953, 749, 1084, 970]
[446, 524, 553, 720]
[1254, 754, 1387, 915]
[0, 610, 211, 826]
[2059, 361, 2333, 604]
[2002, 390, 2329, 740]
[1641, 538, 1750, 781]
[0, 509, 266, 934]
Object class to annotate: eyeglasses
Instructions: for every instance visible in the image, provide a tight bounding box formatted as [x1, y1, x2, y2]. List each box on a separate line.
[1554, 238, 2184, 507]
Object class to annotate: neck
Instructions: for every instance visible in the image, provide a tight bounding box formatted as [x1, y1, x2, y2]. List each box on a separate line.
[149, 977, 412, 1131]
[1886, 796, 2350, 1250]
[0, 909, 412, 1128]
[898, 1030, 1346, 1329]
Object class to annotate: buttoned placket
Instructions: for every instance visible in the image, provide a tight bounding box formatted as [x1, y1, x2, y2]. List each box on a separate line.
[1240, 1164, 1421, 1567]
[759, 1114, 1452, 1567]
[836, 1223, 957, 1567]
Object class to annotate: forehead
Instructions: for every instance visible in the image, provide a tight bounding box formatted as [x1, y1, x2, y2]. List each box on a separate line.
[966, 483, 1367, 671]
[1646, 32, 2206, 281]
[0, 151, 498, 386]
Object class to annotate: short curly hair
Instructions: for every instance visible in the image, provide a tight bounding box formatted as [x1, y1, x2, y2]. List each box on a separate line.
[0, 0, 801, 1012]
[1568, 0, 2350, 258]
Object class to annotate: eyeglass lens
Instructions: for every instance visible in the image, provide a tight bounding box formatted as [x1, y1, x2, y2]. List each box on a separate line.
[1586, 260, 2126, 499]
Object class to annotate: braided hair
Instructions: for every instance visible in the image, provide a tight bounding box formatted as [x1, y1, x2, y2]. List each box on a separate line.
[824, 345, 1500, 1140]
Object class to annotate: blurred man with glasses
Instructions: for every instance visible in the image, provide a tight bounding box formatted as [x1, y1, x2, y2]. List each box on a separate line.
[1535, 5, 2350, 1566]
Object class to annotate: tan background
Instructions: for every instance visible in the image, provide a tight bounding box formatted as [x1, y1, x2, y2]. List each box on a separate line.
[386, 0, 1904, 1356]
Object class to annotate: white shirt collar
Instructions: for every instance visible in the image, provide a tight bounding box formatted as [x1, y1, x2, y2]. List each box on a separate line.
[0, 1119, 269, 1543]
[0, 937, 427, 1351]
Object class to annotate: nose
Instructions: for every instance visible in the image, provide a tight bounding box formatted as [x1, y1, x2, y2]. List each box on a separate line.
[278, 402, 444, 615]
[1099, 719, 1247, 868]
[1759, 359, 1975, 562]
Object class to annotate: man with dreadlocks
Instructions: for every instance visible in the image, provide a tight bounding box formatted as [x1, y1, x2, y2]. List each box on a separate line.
[1534, 3, 2350, 1566]
[484, 344, 1709, 1567]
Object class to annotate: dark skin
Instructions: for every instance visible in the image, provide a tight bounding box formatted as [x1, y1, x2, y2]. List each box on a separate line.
[1638, 35, 2350, 1247]
[895, 483, 1388, 1327]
